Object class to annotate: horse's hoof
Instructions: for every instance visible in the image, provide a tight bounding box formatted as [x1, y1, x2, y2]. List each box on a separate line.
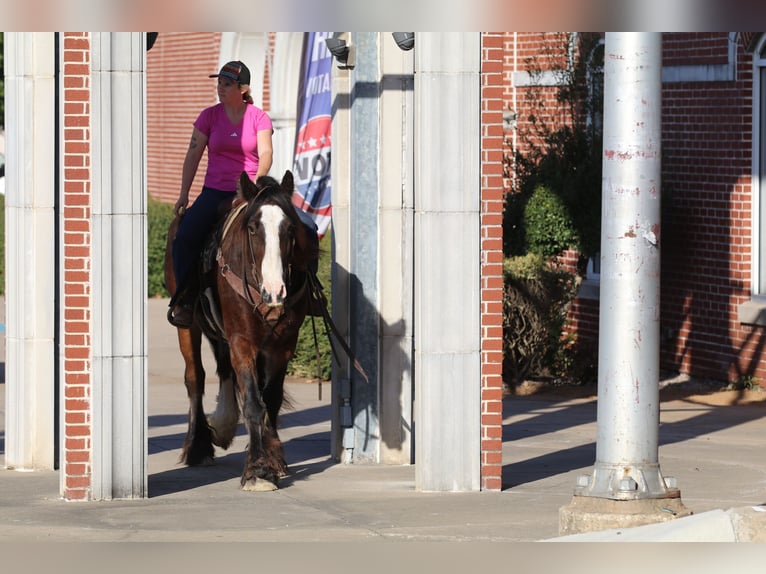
[241, 478, 278, 492]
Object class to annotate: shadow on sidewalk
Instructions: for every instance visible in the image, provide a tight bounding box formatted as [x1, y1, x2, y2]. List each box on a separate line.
[502, 389, 766, 490]
[148, 405, 333, 496]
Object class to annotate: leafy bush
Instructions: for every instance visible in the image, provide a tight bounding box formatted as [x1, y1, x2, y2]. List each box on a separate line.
[502, 34, 604, 387]
[502, 186, 529, 257]
[289, 230, 332, 380]
[503, 253, 579, 384]
[524, 184, 579, 258]
[147, 197, 175, 298]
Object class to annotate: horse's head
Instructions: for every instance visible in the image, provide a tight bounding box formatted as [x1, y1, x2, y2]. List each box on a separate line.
[236, 171, 313, 319]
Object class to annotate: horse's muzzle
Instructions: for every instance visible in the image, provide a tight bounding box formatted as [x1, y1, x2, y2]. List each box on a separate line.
[257, 301, 286, 324]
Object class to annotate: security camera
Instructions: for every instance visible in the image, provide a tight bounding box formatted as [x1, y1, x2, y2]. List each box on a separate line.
[325, 36, 355, 69]
[392, 32, 415, 51]
[325, 37, 349, 60]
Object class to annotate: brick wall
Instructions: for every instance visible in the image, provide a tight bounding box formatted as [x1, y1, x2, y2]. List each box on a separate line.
[146, 32, 222, 205]
[480, 33, 505, 491]
[660, 33, 755, 382]
[61, 32, 92, 501]
[663, 32, 731, 66]
[508, 32, 579, 168]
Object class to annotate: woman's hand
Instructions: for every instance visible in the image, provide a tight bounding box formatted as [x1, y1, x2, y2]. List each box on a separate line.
[174, 195, 189, 217]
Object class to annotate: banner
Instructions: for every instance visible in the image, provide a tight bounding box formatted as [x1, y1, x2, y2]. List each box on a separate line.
[292, 32, 333, 238]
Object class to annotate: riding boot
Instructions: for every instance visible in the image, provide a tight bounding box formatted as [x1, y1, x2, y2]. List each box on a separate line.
[168, 287, 197, 329]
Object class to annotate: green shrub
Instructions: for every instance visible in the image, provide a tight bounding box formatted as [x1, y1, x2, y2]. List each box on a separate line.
[503, 253, 579, 384]
[147, 197, 175, 298]
[502, 187, 529, 257]
[289, 229, 332, 380]
[523, 185, 579, 258]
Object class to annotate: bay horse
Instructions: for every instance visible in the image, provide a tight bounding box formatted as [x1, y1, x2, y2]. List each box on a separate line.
[164, 170, 319, 491]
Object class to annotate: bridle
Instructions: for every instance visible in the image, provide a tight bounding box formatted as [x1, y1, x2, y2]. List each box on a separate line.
[216, 194, 306, 325]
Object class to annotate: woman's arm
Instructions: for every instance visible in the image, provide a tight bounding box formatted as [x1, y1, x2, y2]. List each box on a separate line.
[175, 127, 208, 215]
[255, 128, 274, 180]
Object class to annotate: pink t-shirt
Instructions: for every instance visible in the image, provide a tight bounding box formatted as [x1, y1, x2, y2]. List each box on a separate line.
[194, 103, 273, 192]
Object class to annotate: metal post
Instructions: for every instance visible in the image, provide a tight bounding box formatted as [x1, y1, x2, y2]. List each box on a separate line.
[575, 32, 678, 501]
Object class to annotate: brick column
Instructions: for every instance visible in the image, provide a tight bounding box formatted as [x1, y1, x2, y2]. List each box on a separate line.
[480, 33, 505, 491]
[61, 32, 93, 500]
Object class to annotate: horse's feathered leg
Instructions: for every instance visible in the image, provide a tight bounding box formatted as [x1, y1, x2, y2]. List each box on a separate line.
[207, 341, 239, 450]
[232, 336, 284, 491]
[261, 362, 289, 477]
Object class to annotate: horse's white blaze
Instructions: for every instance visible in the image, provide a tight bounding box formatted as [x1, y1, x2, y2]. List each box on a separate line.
[260, 205, 287, 305]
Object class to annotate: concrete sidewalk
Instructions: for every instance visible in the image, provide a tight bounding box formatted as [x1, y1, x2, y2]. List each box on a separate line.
[0, 297, 765, 542]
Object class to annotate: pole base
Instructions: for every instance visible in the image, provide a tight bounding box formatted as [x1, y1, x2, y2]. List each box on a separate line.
[559, 495, 692, 536]
[574, 462, 680, 500]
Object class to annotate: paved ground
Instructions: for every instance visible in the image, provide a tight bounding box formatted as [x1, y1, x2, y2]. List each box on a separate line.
[1, 297, 765, 545]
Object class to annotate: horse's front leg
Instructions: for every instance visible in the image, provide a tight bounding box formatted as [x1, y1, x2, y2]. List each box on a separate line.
[178, 324, 215, 466]
[206, 340, 240, 450]
[231, 338, 283, 491]
[261, 361, 289, 477]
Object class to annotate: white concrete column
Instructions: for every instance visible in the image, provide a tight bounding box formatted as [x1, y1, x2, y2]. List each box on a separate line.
[378, 35, 415, 464]
[414, 33, 482, 491]
[3, 32, 57, 470]
[90, 32, 148, 499]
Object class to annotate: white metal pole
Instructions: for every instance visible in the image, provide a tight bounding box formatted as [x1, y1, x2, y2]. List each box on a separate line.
[575, 32, 678, 500]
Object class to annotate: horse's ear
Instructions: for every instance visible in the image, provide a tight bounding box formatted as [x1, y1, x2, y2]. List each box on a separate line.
[238, 171, 256, 200]
[281, 170, 294, 195]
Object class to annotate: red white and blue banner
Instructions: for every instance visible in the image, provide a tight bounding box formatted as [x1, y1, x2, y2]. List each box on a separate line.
[292, 32, 333, 238]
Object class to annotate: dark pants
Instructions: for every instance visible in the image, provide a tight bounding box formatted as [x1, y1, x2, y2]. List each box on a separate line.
[172, 186, 234, 297]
